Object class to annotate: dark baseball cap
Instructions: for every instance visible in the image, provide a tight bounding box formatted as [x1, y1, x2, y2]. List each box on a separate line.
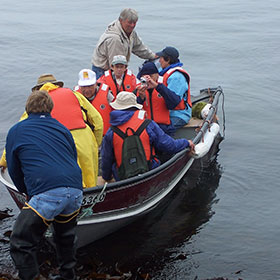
[137, 62, 158, 79]
[156, 46, 179, 60]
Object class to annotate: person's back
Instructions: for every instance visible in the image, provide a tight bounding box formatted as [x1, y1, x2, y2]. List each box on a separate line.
[34, 74, 103, 188]
[5, 90, 83, 280]
[101, 91, 194, 181]
[6, 113, 82, 196]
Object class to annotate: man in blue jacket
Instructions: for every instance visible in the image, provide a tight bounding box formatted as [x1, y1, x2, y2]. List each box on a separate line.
[101, 91, 194, 181]
[5, 90, 83, 280]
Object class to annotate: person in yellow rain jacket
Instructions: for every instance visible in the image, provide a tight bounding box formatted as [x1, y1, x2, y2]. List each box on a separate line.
[0, 74, 103, 188]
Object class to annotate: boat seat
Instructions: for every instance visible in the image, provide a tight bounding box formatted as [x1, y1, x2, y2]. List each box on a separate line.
[183, 117, 204, 128]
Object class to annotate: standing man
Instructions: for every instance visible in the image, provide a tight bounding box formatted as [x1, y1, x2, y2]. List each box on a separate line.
[6, 90, 83, 280]
[98, 55, 137, 98]
[91, 8, 157, 79]
[156, 46, 192, 129]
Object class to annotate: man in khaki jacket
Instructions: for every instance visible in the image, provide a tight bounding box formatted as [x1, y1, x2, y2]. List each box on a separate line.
[91, 8, 157, 79]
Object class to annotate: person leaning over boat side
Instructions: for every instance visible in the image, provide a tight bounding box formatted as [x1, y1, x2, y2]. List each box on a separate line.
[98, 55, 137, 98]
[101, 91, 195, 181]
[5, 90, 83, 280]
[75, 69, 114, 135]
[91, 8, 157, 79]
[156, 46, 192, 129]
[136, 61, 183, 136]
[0, 73, 103, 188]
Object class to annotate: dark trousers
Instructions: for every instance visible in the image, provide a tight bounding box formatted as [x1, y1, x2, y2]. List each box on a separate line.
[10, 208, 78, 280]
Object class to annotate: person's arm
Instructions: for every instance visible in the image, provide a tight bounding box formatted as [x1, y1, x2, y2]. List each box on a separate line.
[135, 83, 147, 104]
[131, 31, 156, 60]
[1, 111, 28, 170]
[146, 121, 192, 154]
[73, 91, 104, 146]
[105, 36, 127, 66]
[100, 130, 114, 181]
[0, 150, 7, 170]
[165, 71, 188, 104]
[142, 75, 181, 109]
[5, 127, 27, 194]
[156, 83, 181, 109]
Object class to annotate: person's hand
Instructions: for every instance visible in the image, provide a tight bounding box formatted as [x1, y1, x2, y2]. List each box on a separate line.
[0, 165, 6, 172]
[187, 140, 195, 154]
[141, 75, 158, 89]
[136, 84, 147, 100]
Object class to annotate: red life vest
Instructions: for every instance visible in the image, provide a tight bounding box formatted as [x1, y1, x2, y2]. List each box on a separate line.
[48, 88, 86, 130]
[113, 110, 155, 168]
[98, 69, 136, 99]
[162, 66, 192, 109]
[142, 77, 171, 125]
[74, 84, 111, 135]
[91, 84, 112, 135]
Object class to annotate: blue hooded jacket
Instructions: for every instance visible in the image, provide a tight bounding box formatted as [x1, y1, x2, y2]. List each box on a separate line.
[159, 62, 192, 124]
[101, 109, 190, 181]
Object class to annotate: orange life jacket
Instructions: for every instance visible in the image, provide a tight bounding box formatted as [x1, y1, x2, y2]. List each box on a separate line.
[74, 84, 111, 135]
[142, 77, 171, 125]
[162, 66, 192, 109]
[98, 69, 136, 99]
[90, 84, 112, 135]
[48, 88, 86, 130]
[112, 110, 155, 168]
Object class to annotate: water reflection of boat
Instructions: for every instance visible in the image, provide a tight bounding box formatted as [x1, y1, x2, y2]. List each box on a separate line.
[0, 87, 225, 248]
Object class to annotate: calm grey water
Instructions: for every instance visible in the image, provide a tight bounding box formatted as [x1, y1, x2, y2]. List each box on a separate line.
[1, 0, 280, 279]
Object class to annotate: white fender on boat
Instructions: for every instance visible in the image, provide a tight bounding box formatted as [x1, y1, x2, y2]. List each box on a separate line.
[201, 103, 212, 118]
[193, 123, 220, 159]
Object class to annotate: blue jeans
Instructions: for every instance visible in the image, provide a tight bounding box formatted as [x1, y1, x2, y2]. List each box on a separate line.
[28, 187, 83, 220]
[92, 64, 105, 80]
[171, 116, 187, 129]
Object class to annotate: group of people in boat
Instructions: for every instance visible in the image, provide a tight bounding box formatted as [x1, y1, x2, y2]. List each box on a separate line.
[0, 8, 195, 280]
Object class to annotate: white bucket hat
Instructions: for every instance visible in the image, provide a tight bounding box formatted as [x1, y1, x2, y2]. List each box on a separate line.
[78, 69, 96, 86]
[110, 91, 143, 110]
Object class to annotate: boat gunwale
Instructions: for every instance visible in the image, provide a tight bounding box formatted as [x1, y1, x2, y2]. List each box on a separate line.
[0, 87, 223, 198]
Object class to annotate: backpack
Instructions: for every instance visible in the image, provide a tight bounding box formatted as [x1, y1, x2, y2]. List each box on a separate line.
[111, 119, 152, 180]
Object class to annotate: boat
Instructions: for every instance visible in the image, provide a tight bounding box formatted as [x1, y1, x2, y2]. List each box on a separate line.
[0, 86, 225, 248]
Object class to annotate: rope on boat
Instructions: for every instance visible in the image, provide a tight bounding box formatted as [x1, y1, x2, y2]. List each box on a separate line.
[195, 86, 225, 141]
[219, 87, 226, 138]
[78, 182, 108, 220]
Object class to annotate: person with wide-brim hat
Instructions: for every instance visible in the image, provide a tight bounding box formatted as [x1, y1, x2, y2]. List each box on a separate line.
[31, 73, 64, 91]
[1, 73, 104, 190]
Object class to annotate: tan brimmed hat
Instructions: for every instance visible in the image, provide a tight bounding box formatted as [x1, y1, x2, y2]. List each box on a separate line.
[32, 73, 64, 91]
[110, 91, 142, 110]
